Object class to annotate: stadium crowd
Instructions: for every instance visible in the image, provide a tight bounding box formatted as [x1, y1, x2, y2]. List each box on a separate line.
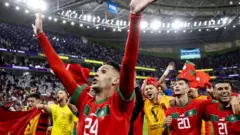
[1, 1, 240, 134]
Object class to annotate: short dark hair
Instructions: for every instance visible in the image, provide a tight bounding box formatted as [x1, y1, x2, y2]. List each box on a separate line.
[213, 80, 233, 89]
[104, 61, 120, 73]
[27, 93, 41, 100]
[176, 78, 189, 85]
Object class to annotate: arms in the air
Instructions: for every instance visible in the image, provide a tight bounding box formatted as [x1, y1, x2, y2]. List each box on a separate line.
[32, 16, 78, 97]
[119, 0, 156, 100]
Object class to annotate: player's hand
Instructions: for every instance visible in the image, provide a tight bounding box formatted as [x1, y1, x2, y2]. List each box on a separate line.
[206, 86, 215, 98]
[169, 97, 176, 108]
[165, 116, 173, 126]
[167, 62, 175, 71]
[36, 104, 44, 109]
[229, 96, 240, 114]
[32, 14, 43, 35]
[130, 0, 156, 14]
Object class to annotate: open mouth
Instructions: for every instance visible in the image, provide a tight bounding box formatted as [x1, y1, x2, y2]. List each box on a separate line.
[174, 88, 180, 92]
[92, 78, 98, 84]
[146, 92, 153, 99]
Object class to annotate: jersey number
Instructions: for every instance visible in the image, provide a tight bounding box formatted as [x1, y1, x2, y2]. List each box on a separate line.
[218, 123, 228, 135]
[84, 118, 98, 135]
[177, 118, 190, 129]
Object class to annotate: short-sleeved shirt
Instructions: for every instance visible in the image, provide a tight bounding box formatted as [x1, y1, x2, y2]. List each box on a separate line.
[49, 104, 77, 135]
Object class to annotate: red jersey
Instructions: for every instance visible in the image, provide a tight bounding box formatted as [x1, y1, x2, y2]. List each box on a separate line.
[37, 13, 141, 135]
[73, 85, 134, 135]
[205, 102, 240, 135]
[166, 98, 212, 135]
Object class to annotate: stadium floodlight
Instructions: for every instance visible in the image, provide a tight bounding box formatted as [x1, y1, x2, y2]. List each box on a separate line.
[222, 17, 228, 24]
[25, 10, 29, 13]
[215, 27, 218, 30]
[140, 21, 148, 30]
[27, 0, 47, 11]
[5, 3, 9, 7]
[87, 15, 92, 22]
[230, 1, 233, 5]
[62, 20, 66, 24]
[87, 26, 90, 28]
[150, 20, 161, 30]
[183, 30, 186, 33]
[16, 6, 20, 10]
[204, 21, 207, 26]
[96, 26, 99, 29]
[103, 28, 106, 30]
[167, 23, 170, 28]
[184, 22, 187, 27]
[97, 16, 101, 23]
[198, 21, 202, 26]
[92, 16, 96, 22]
[116, 20, 119, 26]
[172, 20, 183, 29]
[199, 29, 201, 32]
[71, 22, 74, 25]
[80, 24, 83, 27]
[48, 16, 52, 20]
[233, 25, 236, 28]
[113, 29, 116, 32]
[54, 18, 57, 22]
[162, 23, 165, 28]
[123, 21, 127, 26]
[194, 21, 197, 26]
[120, 20, 123, 26]
[206, 29, 209, 31]
[83, 15, 87, 21]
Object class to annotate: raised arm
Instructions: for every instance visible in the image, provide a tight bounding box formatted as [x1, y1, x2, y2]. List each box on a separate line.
[119, 0, 155, 100]
[32, 15, 79, 97]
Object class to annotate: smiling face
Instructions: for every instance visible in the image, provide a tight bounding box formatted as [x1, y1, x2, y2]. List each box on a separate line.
[91, 64, 119, 93]
[173, 80, 189, 95]
[214, 83, 232, 103]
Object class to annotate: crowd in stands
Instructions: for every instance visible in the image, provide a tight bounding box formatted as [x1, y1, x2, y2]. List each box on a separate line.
[0, 22, 240, 110]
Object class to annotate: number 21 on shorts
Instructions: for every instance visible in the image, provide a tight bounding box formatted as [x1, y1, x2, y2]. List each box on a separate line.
[218, 123, 228, 135]
[177, 117, 191, 129]
[84, 118, 98, 135]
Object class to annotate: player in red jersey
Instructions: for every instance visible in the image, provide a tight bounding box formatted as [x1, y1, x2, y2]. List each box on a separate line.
[163, 79, 239, 135]
[32, 0, 155, 134]
[205, 81, 240, 135]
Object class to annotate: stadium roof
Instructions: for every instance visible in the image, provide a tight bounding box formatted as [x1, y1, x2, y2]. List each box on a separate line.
[1, 0, 240, 48]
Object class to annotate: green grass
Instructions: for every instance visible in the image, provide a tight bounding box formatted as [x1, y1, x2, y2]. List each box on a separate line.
[143, 116, 148, 135]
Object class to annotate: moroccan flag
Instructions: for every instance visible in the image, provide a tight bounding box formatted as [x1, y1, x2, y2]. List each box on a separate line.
[0, 108, 41, 135]
[65, 63, 90, 86]
[178, 61, 196, 81]
[196, 71, 211, 88]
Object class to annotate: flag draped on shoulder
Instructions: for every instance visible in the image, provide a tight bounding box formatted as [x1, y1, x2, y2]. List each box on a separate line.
[0, 108, 41, 135]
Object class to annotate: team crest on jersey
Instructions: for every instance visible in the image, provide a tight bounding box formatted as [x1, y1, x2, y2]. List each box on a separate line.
[219, 118, 225, 122]
[180, 114, 185, 117]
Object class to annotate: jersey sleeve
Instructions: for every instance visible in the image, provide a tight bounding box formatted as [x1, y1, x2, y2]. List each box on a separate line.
[37, 33, 89, 109]
[115, 14, 141, 113]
